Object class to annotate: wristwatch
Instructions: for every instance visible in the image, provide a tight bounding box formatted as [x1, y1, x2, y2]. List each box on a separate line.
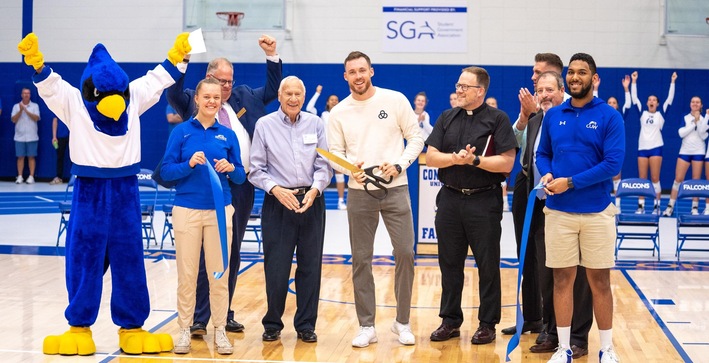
[567, 177, 574, 189]
[472, 155, 481, 167]
[394, 164, 402, 174]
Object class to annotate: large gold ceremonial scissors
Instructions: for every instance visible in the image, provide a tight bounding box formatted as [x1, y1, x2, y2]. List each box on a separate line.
[316, 148, 393, 200]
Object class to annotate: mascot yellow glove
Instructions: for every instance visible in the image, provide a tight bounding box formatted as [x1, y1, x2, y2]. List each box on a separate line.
[167, 32, 191, 66]
[18, 32, 45, 71]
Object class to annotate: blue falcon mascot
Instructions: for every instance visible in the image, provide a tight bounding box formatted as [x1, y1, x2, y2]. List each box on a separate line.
[18, 33, 190, 355]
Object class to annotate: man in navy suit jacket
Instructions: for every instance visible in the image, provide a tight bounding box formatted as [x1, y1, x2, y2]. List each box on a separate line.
[167, 34, 283, 335]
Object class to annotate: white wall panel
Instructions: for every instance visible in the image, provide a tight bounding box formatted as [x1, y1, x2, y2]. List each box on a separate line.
[4, 0, 708, 69]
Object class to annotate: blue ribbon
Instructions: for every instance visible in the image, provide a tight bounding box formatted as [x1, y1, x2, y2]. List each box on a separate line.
[505, 182, 545, 361]
[205, 162, 228, 279]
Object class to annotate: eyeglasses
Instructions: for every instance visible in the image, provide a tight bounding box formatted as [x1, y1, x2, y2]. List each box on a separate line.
[209, 74, 235, 88]
[455, 83, 482, 92]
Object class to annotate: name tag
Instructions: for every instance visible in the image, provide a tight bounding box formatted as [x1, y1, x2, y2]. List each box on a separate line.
[303, 133, 317, 144]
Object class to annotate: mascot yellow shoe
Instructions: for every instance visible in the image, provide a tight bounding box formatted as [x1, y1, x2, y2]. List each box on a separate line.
[43, 327, 96, 355]
[119, 328, 173, 355]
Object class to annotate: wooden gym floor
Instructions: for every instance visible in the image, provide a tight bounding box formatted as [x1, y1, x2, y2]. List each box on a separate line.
[0, 250, 707, 362]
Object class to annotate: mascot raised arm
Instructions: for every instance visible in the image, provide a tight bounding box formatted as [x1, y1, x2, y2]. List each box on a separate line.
[18, 33, 190, 356]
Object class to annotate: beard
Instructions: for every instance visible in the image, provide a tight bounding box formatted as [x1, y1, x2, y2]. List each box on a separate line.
[569, 80, 592, 99]
[350, 79, 372, 96]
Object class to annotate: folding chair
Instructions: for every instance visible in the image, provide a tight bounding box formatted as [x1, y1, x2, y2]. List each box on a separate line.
[675, 180, 709, 260]
[137, 169, 159, 248]
[615, 178, 660, 260]
[160, 188, 175, 250]
[243, 205, 262, 253]
[56, 175, 76, 246]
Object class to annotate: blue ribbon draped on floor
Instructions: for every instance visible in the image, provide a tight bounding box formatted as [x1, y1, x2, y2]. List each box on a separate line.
[505, 182, 544, 361]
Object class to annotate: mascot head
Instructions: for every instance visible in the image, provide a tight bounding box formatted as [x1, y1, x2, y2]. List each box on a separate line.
[80, 44, 130, 136]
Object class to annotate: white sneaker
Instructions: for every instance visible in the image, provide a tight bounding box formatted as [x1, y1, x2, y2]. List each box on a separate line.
[662, 206, 674, 217]
[173, 328, 191, 354]
[352, 326, 377, 348]
[635, 205, 644, 214]
[390, 321, 415, 345]
[214, 327, 233, 355]
[338, 200, 347, 210]
[692, 206, 699, 215]
[50, 177, 63, 185]
[15, 176, 24, 184]
[26, 175, 35, 184]
[547, 346, 573, 363]
[600, 346, 620, 363]
[704, 207, 709, 216]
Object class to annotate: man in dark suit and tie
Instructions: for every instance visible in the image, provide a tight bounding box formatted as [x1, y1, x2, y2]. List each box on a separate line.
[167, 34, 283, 335]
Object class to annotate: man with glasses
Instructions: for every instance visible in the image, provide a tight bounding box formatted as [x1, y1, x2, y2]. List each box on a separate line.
[167, 34, 283, 336]
[426, 67, 517, 344]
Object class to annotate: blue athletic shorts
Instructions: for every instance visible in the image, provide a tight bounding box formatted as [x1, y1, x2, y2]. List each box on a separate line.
[678, 154, 704, 163]
[638, 147, 662, 158]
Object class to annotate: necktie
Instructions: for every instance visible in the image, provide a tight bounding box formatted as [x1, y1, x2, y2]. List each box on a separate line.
[218, 107, 232, 129]
[532, 123, 545, 200]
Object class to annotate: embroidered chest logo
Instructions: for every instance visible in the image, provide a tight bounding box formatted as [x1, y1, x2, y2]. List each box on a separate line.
[586, 120, 598, 130]
[215, 134, 227, 141]
[378, 110, 388, 119]
[559, 120, 566, 125]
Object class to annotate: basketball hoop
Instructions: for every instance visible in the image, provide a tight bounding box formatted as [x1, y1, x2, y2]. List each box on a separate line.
[217, 11, 244, 40]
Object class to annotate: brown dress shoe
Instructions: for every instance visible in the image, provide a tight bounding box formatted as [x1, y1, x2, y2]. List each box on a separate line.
[529, 338, 557, 353]
[430, 323, 460, 341]
[471, 326, 496, 344]
[571, 345, 589, 358]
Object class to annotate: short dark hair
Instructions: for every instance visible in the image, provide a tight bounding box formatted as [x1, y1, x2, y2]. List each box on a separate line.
[461, 66, 490, 93]
[344, 51, 371, 69]
[534, 53, 564, 73]
[569, 53, 597, 75]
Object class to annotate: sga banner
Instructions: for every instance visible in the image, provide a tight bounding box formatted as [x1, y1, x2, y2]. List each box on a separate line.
[383, 2, 468, 53]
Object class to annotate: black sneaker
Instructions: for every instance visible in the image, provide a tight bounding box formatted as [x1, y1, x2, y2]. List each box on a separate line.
[190, 321, 207, 337]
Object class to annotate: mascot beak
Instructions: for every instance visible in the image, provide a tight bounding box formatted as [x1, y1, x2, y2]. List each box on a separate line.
[97, 94, 126, 121]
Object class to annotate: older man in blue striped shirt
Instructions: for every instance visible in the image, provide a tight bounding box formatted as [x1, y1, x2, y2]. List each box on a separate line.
[248, 75, 333, 343]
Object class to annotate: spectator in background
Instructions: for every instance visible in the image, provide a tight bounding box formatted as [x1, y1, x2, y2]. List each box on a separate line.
[166, 104, 184, 134]
[11, 88, 41, 184]
[485, 97, 497, 108]
[50, 116, 71, 184]
[664, 97, 709, 216]
[630, 71, 677, 214]
[306, 84, 347, 209]
[449, 92, 458, 108]
[414, 92, 433, 140]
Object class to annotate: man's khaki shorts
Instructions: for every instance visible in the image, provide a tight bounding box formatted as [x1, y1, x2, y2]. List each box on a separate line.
[544, 203, 618, 269]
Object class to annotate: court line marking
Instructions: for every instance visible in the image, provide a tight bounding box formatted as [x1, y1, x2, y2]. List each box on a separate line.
[621, 269, 692, 362]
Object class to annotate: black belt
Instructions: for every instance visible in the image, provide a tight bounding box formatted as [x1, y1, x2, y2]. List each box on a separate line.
[444, 184, 497, 195]
[290, 186, 311, 196]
